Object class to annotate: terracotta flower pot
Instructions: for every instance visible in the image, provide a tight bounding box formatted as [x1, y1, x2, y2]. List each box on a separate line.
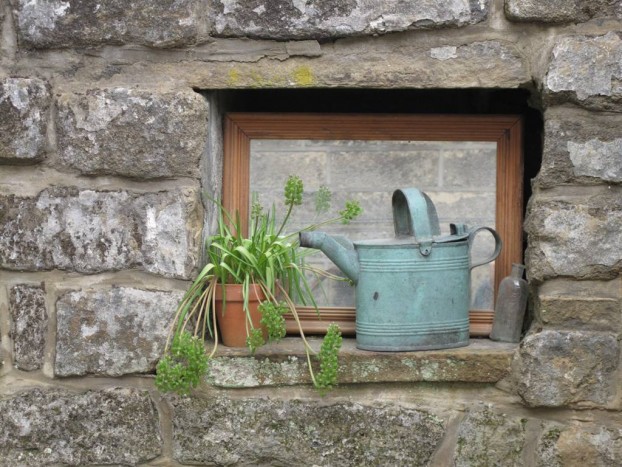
[215, 283, 267, 347]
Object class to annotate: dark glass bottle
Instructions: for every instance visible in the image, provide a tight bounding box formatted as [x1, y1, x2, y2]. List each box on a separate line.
[490, 264, 528, 343]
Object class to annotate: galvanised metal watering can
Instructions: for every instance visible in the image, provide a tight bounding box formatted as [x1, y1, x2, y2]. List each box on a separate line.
[300, 188, 502, 351]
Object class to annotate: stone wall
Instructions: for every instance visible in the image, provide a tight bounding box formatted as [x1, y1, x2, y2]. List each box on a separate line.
[0, 0, 621, 465]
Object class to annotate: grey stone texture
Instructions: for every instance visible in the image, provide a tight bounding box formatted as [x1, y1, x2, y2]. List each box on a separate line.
[536, 424, 564, 467]
[210, 0, 489, 40]
[0, 187, 202, 279]
[534, 422, 622, 466]
[548, 424, 622, 466]
[192, 38, 529, 89]
[525, 190, 622, 282]
[9, 284, 47, 371]
[208, 338, 516, 387]
[0, 387, 161, 465]
[545, 32, 622, 110]
[512, 330, 619, 407]
[535, 279, 621, 331]
[56, 88, 208, 179]
[55, 287, 184, 376]
[0, 77, 50, 164]
[171, 395, 446, 465]
[12, 0, 209, 49]
[505, 0, 622, 23]
[537, 108, 622, 188]
[0, 0, 621, 462]
[453, 408, 526, 466]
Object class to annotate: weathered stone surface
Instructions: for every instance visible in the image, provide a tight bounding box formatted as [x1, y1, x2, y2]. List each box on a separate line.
[535, 422, 622, 466]
[536, 279, 621, 331]
[9, 284, 47, 371]
[535, 424, 564, 467]
[551, 424, 622, 466]
[453, 407, 526, 466]
[569, 139, 622, 182]
[536, 109, 622, 188]
[0, 187, 202, 279]
[525, 190, 622, 282]
[505, 0, 622, 23]
[0, 387, 161, 465]
[12, 0, 208, 49]
[545, 32, 622, 110]
[210, 0, 489, 40]
[511, 330, 619, 407]
[171, 394, 445, 465]
[0, 78, 50, 163]
[56, 88, 208, 178]
[55, 287, 184, 376]
[209, 338, 516, 387]
[210, 39, 528, 89]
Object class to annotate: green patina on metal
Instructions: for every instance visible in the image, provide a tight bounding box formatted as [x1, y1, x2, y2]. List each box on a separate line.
[300, 188, 502, 352]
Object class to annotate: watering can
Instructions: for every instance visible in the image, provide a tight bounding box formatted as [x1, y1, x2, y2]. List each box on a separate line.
[299, 188, 502, 351]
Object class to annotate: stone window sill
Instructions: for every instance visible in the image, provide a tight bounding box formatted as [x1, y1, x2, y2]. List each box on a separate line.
[207, 338, 517, 388]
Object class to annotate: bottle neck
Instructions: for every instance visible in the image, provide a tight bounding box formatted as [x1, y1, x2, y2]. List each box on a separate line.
[511, 263, 525, 279]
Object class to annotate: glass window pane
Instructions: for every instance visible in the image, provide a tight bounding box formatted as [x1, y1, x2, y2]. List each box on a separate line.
[250, 139, 497, 310]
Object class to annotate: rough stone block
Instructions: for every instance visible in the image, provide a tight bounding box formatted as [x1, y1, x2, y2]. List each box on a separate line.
[55, 287, 184, 376]
[541, 424, 622, 466]
[505, 0, 622, 23]
[9, 284, 47, 371]
[534, 422, 622, 466]
[0, 388, 161, 465]
[203, 39, 528, 89]
[511, 330, 619, 407]
[208, 338, 516, 388]
[536, 279, 621, 331]
[535, 424, 564, 467]
[12, 0, 207, 49]
[171, 394, 445, 465]
[0, 78, 50, 163]
[0, 187, 202, 279]
[56, 88, 208, 178]
[525, 190, 622, 282]
[210, 0, 489, 40]
[536, 109, 622, 188]
[545, 32, 622, 110]
[453, 407, 526, 466]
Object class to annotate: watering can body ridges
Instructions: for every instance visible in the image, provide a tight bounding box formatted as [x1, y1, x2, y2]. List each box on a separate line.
[300, 188, 502, 352]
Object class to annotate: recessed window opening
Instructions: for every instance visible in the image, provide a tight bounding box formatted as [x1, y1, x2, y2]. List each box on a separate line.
[206, 88, 543, 336]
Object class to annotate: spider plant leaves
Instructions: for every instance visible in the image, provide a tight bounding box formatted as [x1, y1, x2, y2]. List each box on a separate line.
[158, 175, 363, 395]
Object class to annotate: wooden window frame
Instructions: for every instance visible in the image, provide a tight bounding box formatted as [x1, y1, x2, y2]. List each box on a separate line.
[223, 113, 523, 336]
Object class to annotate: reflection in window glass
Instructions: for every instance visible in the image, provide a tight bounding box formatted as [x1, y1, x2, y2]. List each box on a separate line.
[250, 140, 497, 310]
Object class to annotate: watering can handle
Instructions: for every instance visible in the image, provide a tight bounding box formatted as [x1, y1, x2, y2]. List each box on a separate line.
[392, 188, 441, 256]
[468, 226, 503, 271]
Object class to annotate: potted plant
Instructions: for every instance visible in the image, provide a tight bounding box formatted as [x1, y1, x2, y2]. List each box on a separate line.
[155, 175, 362, 394]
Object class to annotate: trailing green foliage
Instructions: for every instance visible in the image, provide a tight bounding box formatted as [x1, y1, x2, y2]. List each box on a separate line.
[315, 324, 343, 393]
[259, 301, 288, 342]
[156, 175, 362, 394]
[246, 328, 265, 355]
[155, 331, 210, 395]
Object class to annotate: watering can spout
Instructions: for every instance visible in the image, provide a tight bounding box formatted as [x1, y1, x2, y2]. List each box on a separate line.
[299, 231, 359, 283]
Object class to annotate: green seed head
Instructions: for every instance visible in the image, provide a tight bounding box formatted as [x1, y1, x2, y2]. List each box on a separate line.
[284, 175, 304, 206]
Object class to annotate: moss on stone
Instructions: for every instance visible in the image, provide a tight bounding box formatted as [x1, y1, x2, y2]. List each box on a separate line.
[292, 66, 315, 86]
